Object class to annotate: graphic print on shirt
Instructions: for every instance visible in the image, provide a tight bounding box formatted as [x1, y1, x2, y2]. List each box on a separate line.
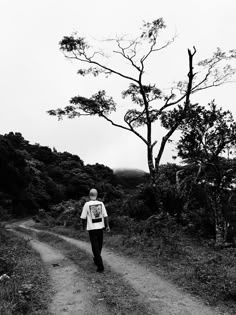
[89, 204, 103, 223]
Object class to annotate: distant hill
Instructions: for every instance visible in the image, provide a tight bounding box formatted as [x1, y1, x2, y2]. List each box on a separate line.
[113, 168, 149, 189]
[114, 168, 148, 176]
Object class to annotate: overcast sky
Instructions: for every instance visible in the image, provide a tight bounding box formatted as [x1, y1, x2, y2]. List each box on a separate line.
[0, 0, 236, 171]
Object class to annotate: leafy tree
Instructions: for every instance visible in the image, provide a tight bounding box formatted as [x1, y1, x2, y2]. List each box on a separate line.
[4, 132, 29, 150]
[30, 144, 56, 164]
[176, 101, 236, 245]
[48, 18, 236, 184]
[0, 132, 118, 217]
[0, 135, 30, 216]
[85, 163, 114, 183]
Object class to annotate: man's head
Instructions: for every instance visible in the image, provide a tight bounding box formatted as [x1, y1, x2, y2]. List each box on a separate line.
[89, 188, 98, 200]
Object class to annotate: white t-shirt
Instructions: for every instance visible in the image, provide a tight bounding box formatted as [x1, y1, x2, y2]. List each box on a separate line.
[80, 200, 108, 231]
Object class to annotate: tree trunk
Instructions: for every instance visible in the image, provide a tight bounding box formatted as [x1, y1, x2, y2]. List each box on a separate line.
[211, 193, 226, 247]
[214, 205, 229, 247]
[215, 221, 225, 247]
[147, 145, 156, 184]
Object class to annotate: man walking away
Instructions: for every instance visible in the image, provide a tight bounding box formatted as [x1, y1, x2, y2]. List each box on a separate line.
[80, 188, 110, 272]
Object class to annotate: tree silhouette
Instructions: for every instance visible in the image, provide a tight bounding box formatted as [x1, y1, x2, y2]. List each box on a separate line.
[48, 19, 236, 184]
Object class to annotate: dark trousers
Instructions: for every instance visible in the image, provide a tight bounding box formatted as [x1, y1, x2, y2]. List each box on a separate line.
[89, 229, 104, 270]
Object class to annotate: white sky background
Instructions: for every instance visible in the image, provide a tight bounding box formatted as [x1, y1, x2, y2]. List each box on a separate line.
[0, 0, 236, 171]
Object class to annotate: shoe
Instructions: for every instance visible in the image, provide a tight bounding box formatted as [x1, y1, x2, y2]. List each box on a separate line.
[96, 267, 104, 273]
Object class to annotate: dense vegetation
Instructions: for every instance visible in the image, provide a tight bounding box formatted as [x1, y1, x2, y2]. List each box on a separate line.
[0, 132, 119, 219]
[1, 131, 236, 244]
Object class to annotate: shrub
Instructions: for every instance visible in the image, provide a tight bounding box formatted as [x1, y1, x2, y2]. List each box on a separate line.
[121, 184, 163, 220]
[0, 206, 11, 221]
[123, 198, 153, 220]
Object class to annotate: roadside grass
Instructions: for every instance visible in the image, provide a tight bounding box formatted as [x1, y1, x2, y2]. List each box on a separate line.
[32, 219, 236, 314]
[0, 227, 51, 315]
[17, 227, 153, 315]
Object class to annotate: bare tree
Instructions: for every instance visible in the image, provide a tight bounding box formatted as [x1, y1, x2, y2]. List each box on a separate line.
[48, 18, 236, 184]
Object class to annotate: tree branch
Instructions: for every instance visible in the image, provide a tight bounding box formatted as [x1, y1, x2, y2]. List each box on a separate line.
[124, 108, 146, 125]
[99, 113, 148, 144]
[154, 47, 197, 168]
[141, 37, 174, 64]
[63, 51, 139, 83]
[113, 39, 142, 72]
[155, 123, 178, 169]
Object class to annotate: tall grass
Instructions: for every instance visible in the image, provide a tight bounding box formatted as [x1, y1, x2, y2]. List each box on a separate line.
[0, 227, 50, 315]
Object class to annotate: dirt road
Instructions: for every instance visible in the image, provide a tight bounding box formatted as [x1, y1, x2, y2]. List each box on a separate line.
[9, 220, 227, 315]
[10, 228, 109, 315]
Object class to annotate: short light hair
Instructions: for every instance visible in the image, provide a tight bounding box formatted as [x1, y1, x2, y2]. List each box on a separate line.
[89, 188, 98, 198]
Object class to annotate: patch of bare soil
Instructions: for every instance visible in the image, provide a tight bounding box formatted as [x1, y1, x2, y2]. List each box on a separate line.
[18, 220, 227, 315]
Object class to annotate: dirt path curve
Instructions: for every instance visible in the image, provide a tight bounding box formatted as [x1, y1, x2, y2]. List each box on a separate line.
[9, 228, 109, 315]
[18, 220, 226, 315]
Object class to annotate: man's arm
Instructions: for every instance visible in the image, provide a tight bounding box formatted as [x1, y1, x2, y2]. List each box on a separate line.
[81, 218, 87, 231]
[80, 203, 88, 231]
[104, 216, 110, 232]
[102, 202, 110, 231]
